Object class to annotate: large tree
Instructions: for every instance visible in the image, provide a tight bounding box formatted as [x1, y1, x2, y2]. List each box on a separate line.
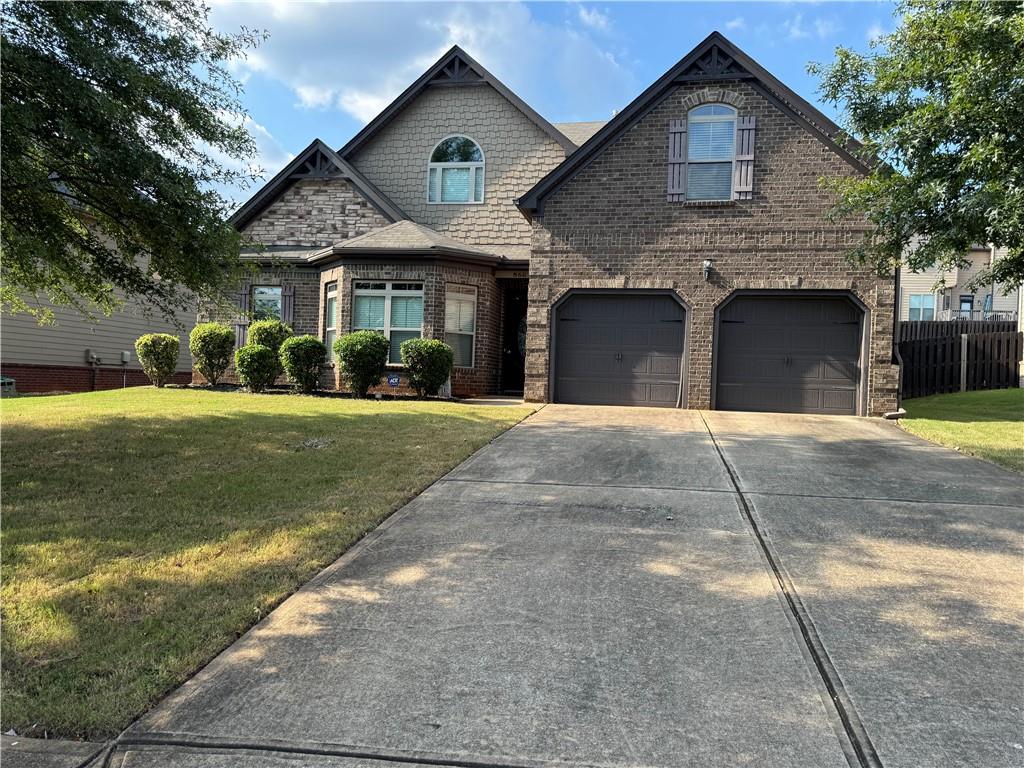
[1, 1, 264, 320]
[811, 0, 1023, 290]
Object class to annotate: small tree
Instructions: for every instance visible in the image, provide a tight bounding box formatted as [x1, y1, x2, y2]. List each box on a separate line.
[135, 333, 179, 388]
[247, 319, 292, 378]
[189, 322, 234, 386]
[334, 331, 389, 398]
[810, 0, 1023, 288]
[279, 335, 326, 393]
[400, 338, 453, 397]
[234, 344, 277, 393]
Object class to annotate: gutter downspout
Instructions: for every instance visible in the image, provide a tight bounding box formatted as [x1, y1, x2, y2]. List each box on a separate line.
[893, 264, 903, 408]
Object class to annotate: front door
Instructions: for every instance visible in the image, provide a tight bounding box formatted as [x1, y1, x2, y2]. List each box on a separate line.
[500, 280, 528, 394]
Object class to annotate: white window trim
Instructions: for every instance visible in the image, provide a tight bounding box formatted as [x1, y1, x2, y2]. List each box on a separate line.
[427, 135, 485, 205]
[445, 284, 477, 369]
[908, 292, 935, 321]
[352, 281, 424, 366]
[686, 104, 737, 202]
[324, 282, 338, 361]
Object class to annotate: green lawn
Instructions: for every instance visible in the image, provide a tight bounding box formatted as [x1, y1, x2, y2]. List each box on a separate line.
[900, 389, 1024, 472]
[1, 388, 533, 739]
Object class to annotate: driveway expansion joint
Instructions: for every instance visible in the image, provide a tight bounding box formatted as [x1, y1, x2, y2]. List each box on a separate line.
[697, 412, 884, 768]
[104, 732, 615, 768]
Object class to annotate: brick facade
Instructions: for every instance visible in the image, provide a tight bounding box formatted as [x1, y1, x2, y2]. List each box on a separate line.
[3, 363, 191, 394]
[525, 82, 900, 415]
[317, 262, 501, 397]
[348, 84, 567, 261]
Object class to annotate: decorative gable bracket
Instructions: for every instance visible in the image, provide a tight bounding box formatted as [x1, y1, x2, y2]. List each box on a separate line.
[674, 43, 749, 82]
[288, 149, 347, 180]
[429, 54, 485, 87]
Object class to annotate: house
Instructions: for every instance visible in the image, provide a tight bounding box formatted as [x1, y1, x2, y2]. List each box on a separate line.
[2, 293, 194, 393]
[205, 32, 901, 416]
[900, 245, 1019, 322]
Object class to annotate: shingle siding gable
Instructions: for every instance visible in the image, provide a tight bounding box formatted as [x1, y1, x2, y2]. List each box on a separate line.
[346, 84, 566, 260]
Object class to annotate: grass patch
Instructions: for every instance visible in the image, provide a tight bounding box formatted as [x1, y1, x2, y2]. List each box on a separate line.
[1, 388, 533, 739]
[900, 389, 1024, 472]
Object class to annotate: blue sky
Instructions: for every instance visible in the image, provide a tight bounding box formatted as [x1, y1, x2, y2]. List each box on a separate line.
[210, 1, 898, 203]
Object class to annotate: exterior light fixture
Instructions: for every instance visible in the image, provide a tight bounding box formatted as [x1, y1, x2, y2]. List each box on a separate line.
[702, 259, 714, 281]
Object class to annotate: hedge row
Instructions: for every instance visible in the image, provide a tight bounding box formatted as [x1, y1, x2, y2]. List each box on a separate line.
[135, 323, 453, 398]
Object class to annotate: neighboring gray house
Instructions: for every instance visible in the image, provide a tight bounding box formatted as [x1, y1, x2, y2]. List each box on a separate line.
[2, 293, 194, 393]
[207, 33, 902, 415]
[900, 245, 1019, 322]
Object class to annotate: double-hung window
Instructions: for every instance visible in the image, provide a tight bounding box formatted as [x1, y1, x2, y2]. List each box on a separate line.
[908, 293, 935, 321]
[323, 282, 338, 360]
[253, 286, 283, 320]
[428, 136, 484, 204]
[352, 281, 424, 364]
[687, 104, 736, 201]
[444, 285, 477, 368]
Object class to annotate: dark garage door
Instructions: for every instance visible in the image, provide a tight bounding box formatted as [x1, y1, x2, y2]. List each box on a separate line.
[554, 293, 685, 407]
[715, 295, 862, 415]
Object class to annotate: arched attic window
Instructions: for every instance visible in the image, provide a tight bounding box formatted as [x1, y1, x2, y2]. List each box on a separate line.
[428, 136, 484, 204]
[686, 104, 736, 201]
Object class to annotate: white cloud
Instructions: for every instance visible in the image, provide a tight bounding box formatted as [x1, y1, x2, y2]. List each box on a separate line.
[781, 14, 810, 40]
[813, 18, 838, 39]
[866, 22, 888, 42]
[577, 5, 610, 32]
[780, 13, 837, 42]
[725, 17, 746, 32]
[210, 1, 634, 126]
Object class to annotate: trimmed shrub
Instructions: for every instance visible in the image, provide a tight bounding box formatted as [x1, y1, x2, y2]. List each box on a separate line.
[279, 335, 327, 393]
[400, 338, 453, 397]
[188, 322, 234, 386]
[135, 333, 179, 388]
[247, 319, 293, 377]
[234, 344, 278, 393]
[334, 331, 389, 398]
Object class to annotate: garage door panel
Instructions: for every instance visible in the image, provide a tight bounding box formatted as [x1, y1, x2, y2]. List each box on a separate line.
[716, 296, 862, 416]
[555, 294, 684, 407]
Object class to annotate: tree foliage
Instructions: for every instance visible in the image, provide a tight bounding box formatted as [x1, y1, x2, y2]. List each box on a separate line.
[1, 1, 265, 320]
[811, 0, 1023, 289]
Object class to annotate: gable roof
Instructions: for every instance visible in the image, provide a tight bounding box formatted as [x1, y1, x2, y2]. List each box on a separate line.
[554, 121, 608, 147]
[517, 31, 868, 217]
[338, 46, 577, 159]
[308, 220, 500, 266]
[229, 139, 407, 231]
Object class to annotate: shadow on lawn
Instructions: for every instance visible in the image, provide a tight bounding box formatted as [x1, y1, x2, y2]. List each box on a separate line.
[1, 405, 523, 739]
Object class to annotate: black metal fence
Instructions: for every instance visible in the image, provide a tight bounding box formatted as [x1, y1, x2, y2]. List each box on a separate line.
[899, 330, 1022, 399]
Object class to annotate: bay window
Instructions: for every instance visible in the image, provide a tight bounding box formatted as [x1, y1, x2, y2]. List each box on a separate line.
[352, 281, 423, 364]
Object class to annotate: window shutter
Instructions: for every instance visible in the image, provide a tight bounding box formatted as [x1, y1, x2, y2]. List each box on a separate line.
[732, 116, 756, 200]
[281, 284, 295, 326]
[667, 118, 687, 202]
[234, 281, 251, 350]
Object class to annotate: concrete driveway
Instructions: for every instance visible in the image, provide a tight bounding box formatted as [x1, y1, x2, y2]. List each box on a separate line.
[111, 405, 1023, 768]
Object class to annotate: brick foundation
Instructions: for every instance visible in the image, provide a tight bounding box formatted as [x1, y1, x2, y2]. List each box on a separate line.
[1, 363, 191, 394]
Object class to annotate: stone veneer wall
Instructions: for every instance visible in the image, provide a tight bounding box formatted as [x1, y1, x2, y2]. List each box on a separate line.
[347, 84, 567, 261]
[526, 81, 900, 415]
[241, 178, 392, 248]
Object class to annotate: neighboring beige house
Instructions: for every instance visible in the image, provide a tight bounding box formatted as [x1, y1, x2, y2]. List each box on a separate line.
[1, 294, 194, 393]
[900, 245, 1019, 322]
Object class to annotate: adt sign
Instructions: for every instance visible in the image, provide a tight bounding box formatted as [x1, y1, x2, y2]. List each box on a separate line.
[387, 374, 401, 387]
